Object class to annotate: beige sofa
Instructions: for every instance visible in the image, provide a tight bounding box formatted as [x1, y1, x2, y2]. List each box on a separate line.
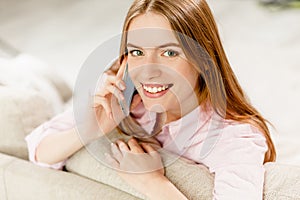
[1, 55, 300, 200]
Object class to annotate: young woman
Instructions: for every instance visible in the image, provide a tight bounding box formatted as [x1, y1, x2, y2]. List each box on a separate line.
[26, 0, 276, 199]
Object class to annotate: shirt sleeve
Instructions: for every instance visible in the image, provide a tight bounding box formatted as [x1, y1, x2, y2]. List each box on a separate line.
[202, 123, 268, 200]
[25, 108, 76, 170]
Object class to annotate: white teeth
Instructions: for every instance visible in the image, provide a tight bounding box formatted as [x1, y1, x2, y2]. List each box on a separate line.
[143, 85, 169, 94]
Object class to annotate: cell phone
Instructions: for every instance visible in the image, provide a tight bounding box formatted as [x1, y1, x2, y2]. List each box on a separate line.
[119, 63, 136, 116]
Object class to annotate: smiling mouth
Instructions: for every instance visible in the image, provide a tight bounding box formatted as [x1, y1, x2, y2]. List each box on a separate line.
[141, 83, 173, 94]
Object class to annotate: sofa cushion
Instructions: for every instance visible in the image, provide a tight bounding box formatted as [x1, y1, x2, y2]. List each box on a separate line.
[0, 152, 15, 199]
[0, 54, 72, 160]
[0, 54, 71, 114]
[9, 54, 73, 103]
[66, 130, 214, 200]
[0, 153, 139, 200]
[264, 162, 300, 199]
[0, 87, 54, 160]
[66, 130, 300, 200]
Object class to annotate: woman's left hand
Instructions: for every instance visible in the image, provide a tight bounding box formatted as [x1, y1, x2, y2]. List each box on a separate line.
[105, 138, 165, 196]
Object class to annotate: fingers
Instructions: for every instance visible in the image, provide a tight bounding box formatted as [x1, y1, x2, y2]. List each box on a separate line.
[104, 84, 125, 101]
[127, 138, 145, 153]
[92, 56, 128, 124]
[93, 72, 126, 118]
[110, 140, 132, 165]
[141, 143, 156, 153]
[106, 75, 126, 91]
[113, 138, 146, 154]
[93, 95, 112, 118]
[116, 56, 127, 79]
[109, 139, 162, 173]
[97, 74, 125, 97]
[111, 138, 159, 160]
[139, 137, 162, 150]
[104, 153, 119, 168]
[116, 140, 130, 153]
[111, 143, 123, 162]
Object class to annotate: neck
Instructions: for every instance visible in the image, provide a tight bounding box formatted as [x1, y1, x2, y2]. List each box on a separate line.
[164, 94, 199, 124]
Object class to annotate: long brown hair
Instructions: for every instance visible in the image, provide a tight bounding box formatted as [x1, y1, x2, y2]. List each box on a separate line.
[117, 0, 276, 163]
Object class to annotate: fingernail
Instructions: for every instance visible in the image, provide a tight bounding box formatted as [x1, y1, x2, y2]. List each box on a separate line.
[118, 82, 125, 90]
[120, 93, 125, 100]
[119, 143, 127, 151]
[120, 142, 126, 147]
[109, 113, 113, 120]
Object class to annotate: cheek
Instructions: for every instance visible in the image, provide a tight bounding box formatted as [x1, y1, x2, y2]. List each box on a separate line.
[187, 72, 199, 88]
[127, 59, 138, 72]
[128, 68, 141, 87]
[127, 56, 146, 69]
[127, 61, 141, 83]
[175, 63, 199, 88]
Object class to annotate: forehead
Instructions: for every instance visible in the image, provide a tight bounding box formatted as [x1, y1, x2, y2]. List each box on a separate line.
[127, 12, 179, 47]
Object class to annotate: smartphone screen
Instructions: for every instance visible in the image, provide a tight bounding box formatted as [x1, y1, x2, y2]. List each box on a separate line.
[119, 63, 136, 116]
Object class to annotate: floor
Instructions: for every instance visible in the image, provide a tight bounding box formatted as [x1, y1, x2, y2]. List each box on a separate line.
[0, 0, 300, 165]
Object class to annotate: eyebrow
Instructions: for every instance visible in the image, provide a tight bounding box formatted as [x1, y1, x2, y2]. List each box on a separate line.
[126, 42, 181, 49]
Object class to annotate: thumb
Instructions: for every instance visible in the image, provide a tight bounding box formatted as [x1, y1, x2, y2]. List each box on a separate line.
[116, 56, 128, 79]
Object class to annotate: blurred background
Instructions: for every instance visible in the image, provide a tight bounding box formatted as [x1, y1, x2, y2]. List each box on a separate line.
[0, 0, 299, 165]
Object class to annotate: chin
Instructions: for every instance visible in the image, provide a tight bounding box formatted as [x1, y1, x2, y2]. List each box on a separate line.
[143, 102, 167, 113]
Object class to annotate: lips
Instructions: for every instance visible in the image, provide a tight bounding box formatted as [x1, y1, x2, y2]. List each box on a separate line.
[141, 83, 173, 98]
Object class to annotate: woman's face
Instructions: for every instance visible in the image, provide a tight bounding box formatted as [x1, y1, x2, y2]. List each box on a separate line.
[126, 12, 200, 121]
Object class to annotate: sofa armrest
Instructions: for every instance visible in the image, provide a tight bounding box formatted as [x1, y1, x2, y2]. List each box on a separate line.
[65, 130, 214, 200]
[66, 130, 300, 200]
[0, 153, 140, 200]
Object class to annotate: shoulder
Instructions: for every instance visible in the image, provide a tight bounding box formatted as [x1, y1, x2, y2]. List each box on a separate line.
[203, 120, 268, 170]
[202, 121, 268, 199]
[220, 120, 267, 145]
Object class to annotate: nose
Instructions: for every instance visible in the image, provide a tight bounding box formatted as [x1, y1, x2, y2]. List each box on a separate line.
[129, 49, 163, 81]
[145, 50, 158, 63]
[141, 64, 162, 80]
[141, 51, 162, 79]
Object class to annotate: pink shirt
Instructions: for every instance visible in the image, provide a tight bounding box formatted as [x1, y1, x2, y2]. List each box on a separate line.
[26, 103, 267, 200]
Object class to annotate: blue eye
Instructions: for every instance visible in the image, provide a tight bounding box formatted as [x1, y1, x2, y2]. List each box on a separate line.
[130, 50, 144, 57]
[163, 50, 178, 57]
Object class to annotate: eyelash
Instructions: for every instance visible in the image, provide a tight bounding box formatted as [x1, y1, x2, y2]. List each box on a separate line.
[163, 50, 179, 57]
[129, 49, 179, 57]
[129, 50, 144, 57]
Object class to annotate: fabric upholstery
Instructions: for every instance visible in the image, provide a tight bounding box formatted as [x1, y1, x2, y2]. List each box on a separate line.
[0, 54, 72, 160]
[66, 131, 300, 200]
[65, 130, 214, 200]
[1, 54, 300, 199]
[0, 153, 139, 200]
[264, 162, 300, 199]
[0, 87, 54, 159]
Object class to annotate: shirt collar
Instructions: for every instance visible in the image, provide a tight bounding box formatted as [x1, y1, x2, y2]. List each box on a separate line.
[161, 104, 213, 152]
[132, 101, 215, 151]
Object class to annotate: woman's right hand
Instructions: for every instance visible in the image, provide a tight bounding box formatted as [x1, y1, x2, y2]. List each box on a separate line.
[81, 57, 143, 144]
[92, 58, 130, 136]
[75, 59, 129, 145]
